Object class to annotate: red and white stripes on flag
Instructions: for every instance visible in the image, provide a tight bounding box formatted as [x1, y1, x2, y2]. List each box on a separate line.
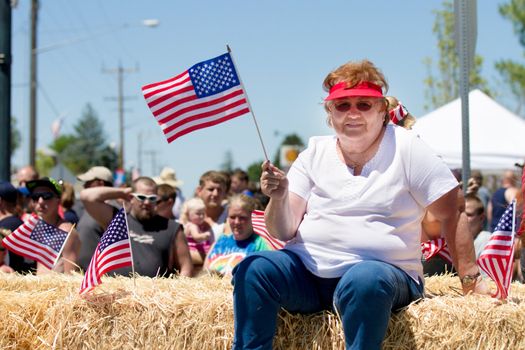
[2, 214, 68, 269]
[477, 200, 516, 299]
[142, 52, 250, 143]
[421, 238, 453, 265]
[80, 208, 133, 294]
[251, 210, 285, 250]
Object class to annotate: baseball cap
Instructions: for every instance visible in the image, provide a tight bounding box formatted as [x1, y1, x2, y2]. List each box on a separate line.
[26, 177, 63, 196]
[325, 81, 384, 101]
[0, 181, 18, 203]
[77, 166, 113, 184]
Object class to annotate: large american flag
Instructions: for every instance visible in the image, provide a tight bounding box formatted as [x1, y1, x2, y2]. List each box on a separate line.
[2, 214, 68, 269]
[421, 238, 453, 265]
[80, 208, 133, 294]
[142, 52, 250, 143]
[477, 200, 516, 299]
[251, 210, 285, 250]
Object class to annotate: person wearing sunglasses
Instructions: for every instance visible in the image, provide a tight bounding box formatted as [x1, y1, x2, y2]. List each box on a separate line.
[80, 176, 193, 278]
[231, 60, 485, 350]
[25, 177, 81, 274]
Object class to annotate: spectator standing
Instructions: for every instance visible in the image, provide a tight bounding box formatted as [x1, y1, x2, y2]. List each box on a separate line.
[0, 181, 36, 273]
[81, 176, 192, 277]
[26, 177, 80, 274]
[156, 184, 177, 220]
[488, 170, 519, 231]
[154, 167, 185, 220]
[75, 166, 115, 271]
[196, 171, 229, 237]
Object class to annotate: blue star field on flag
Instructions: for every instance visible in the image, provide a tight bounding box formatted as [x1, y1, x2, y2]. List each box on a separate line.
[30, 220, 68, 252]
[98, 209, 129, 253]
[189, 53, 241, 98]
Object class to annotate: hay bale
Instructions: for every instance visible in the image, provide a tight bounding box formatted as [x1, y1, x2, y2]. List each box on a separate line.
[0, 273, 524, 349]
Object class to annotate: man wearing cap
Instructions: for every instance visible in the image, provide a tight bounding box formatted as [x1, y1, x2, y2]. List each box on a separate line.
[80, 176, 193, 277]
[25, 178, 81, 274]
[75, 166, 117, 271]
[153, 167, 185, 220]
[0, 181, 36, 273]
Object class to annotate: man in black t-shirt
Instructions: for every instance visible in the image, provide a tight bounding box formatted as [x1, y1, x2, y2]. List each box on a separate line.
[0, 181, 36, 273]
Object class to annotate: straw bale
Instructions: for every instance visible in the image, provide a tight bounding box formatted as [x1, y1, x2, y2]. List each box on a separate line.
[0, 272, 524, 349]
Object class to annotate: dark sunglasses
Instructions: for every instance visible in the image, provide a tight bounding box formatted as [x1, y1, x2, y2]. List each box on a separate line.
[333, 100, 375, 113]
[132, 193, 158, 203]
[30, 192, 56, 201]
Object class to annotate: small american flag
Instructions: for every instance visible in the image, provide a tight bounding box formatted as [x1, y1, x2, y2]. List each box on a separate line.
[477, 200, 516, 299]
[1, 214, 68, 269]
[142, 52, 250, 143]
[251, 210, 285, 250]
[80, 208, 133, 294]
[421, 238, 453, 265]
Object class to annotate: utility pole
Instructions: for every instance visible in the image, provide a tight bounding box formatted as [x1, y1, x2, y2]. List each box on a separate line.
[29, 0, 38, 167]
[137, 131, 143, 174]
[0, 0, 12, 181]
[103, 63, 137, 170]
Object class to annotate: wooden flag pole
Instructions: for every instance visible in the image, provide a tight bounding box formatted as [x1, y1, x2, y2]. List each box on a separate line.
[122, 202, 136, 289]
[52, 223, 76, 269]
[227, 45, 270, 162]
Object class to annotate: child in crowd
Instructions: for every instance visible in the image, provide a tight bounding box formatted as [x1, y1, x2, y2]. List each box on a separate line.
[180, 197, 213, 267]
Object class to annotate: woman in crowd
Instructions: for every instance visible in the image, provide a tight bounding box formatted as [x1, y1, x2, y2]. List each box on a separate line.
[205, 194, 272, 276]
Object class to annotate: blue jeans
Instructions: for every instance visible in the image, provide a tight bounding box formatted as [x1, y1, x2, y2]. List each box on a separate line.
[232, 250, 424, 350]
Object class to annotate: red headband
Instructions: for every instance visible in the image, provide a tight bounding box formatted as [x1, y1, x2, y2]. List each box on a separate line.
[389, 103, 408, 125]
[325, 81, 384, 101]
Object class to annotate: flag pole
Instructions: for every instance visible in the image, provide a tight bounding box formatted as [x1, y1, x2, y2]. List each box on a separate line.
[227, 45, 270, 162]
[509, 199, 517, 299]
[52, 223, 76, 269]
[122, 202, 136, 289]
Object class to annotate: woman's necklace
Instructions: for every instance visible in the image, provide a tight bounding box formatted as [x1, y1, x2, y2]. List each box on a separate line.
[336, 140, 366, 170]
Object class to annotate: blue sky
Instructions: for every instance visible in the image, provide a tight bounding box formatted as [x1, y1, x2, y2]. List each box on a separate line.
[10, 1, 523, 196]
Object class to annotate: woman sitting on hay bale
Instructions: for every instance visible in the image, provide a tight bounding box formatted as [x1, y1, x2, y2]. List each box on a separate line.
[205, 194, 273, 277]
[231, 59, 488, 350]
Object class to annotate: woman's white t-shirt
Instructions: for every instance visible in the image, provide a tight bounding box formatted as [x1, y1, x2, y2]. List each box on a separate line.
[285, 125, 458, 282]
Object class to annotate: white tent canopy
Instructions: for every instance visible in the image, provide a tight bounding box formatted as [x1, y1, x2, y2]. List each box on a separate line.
[412, 89, 525, 170]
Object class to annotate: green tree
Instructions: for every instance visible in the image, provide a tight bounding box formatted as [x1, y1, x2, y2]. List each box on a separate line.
[272, 133, 305, 168]
[10, 117, 21, 154]
[60, 104, 118, 174]
[423, 1, 492, 110]
[496, 0, 525, 116]
[49, 134, 77, 171]
[247, 160, 264, 183]
[35, 149, 55, 176]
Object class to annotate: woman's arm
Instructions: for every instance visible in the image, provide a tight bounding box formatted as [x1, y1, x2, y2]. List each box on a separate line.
[427, 187, 489, 295]
[260, 161, 306, 241]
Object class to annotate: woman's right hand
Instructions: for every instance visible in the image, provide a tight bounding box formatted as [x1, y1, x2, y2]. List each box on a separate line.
[260, 161, 288, 200]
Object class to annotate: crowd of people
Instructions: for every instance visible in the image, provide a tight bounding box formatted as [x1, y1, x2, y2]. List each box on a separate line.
[0, 165, 273, 279]
[0, 58, 524, 349]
